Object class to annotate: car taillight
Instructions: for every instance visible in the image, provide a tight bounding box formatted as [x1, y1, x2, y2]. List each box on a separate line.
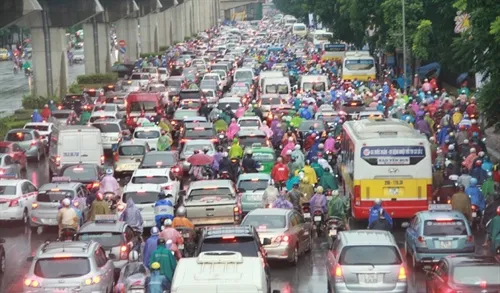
[100, 155, 105, 165]
[163, 185, 173, 190]
[9, 199, 19, 207]
[417, 236, 427, 247]
[114, 152, 119, 162]
[354, 185, 360, 206]
[172, 167, 180, 173]
[273, 235, 289, 244]
[117, 204, 125, 212]
[398, 266, 406, 281]
[120, 245, 129, 259]
[233, 206, 241, 222]
[467, 235, 474, 242]
[471, 205, 477, 211]
[24, 279, 41, 287]
[55, 156, 61, 166]
[427, 184, 433, 204]
[333, 265, 344, 282]
[84, 275, 102, 285]
[92, 182, 100, 189]
[30, 140, 37, 147]
[32, 202, 39, 209]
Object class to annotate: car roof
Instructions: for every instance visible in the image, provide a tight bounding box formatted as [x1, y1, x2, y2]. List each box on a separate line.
[34, 241, 98, 258]
[237, 129, 266, 136]
[134, 126, 161, 131]
[443, 255, 500, 266]
[185, 122, 213, 128]
[339, 230, 397, 246]
[123, 183, 162, 192]
[25, 122, 54, 126]
[119, 140, 149, 147]
[247, 208, 291, 216]
[91, 117, 120, 122]
[418, 210, 468, 221]
[219, 97, 241, 102]
[167, 76, 184, 80]
[79, 219, 127, 233]
[133, 168, 170, 176]
[39, 182, 82, 190]
[184, 139, 214, 145]
[238, 173, 271, 181]
[189, 179, 233, 189]
[238, 116, 260, 121]
[202, 225, 255, 238]
[0, 179, 25, 186]
[144, 150, 178, 157]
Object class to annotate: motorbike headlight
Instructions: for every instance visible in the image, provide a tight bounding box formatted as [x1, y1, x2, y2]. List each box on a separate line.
[219, 134, 224, 139]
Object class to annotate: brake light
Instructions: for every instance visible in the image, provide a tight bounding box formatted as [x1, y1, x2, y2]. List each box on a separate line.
[426, 184, 432, 204]
[30, 140, 37, 147]
[435, 218, 453, 222]
[163, 185, 173, 190]
[480, 280, 487, 289]
[32, 202, 39, 209]
[92, 182, 100, 188]
[222, 235, 235, 239]
[120, 245, 128, 260]
[55, 156, 61, 166]
[172, 167, 180, 172]
[233, 206, 241, 222]
[9, 198, 19, 207]
[84, 275, 101, 285]
[114, 152, 119, 162]
[467, 235, 474, 242]
[397, 266, 406, 281]
[24, 279, 40, 287]
[471, 205, 477, 211]
[273, 235, 289, 243]
[354, 185, 360, 206]
[100, 155, 105, 165]
[333, 265, 344, 282]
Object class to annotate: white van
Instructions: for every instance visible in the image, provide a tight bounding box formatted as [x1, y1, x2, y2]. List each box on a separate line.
[262, 77, 291, 95]
[171, 251, 275, 293]
[299, 75, 328, 92]
[292, 23, 308, 37]
[258, 71, 284, 92]
[48, 125, 104, 177]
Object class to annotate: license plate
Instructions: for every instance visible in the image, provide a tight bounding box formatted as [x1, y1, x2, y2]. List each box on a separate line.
[183, 233, 190, 238]
[123, 164, 137, 170]
[388, 188, 399, 195]
[472, 212, 477, 218]
[314, 216, 322, 221]
[303, 213, 310, 218]
[328, 155, 333, 160]
[249, 194, 262, 201]
[362, 274, 378, 284]
[329, 229, 337, 236]
[440, 241, 452, 249]
[178, 244, 184, 249]
[129, 290, 144, 293]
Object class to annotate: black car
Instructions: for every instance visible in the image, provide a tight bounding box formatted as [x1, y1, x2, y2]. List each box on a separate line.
[180, 122, 217, 148]
[60, 94, 93, 116]
[57, 164, 103, 194]
[0, 238, 5, 274]
[425, 255, 500, 292]
[111, 63, 135, 78]
[297, 120, 327, 144]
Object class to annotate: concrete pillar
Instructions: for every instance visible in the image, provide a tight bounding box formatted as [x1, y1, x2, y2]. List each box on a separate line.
[83, 22, 110, 74]
[165, 9, 172, 45]
[158, 11, 167, 48]
[172, 6, 179, 43]
[115, 17, 139, 62]
[140, 13, 159, 53]
[31, 27, 68, 98]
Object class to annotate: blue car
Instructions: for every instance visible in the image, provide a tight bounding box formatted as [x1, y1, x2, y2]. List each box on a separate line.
[404, 204, 475, 270]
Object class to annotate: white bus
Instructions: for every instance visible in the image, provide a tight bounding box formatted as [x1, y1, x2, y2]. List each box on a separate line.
[283, 15, 297, 28]
[339, 118, 432, 221]
[291, 23, 308, 37]
[342, 51, 376, 81]
[309, 30, 333, 45]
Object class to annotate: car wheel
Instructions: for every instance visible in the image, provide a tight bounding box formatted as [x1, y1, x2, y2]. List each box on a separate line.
[36, 150, 41, 162]
[22, 209, 29, 225]
[291, 245, 299, 266]
[0, 253, 5, 274]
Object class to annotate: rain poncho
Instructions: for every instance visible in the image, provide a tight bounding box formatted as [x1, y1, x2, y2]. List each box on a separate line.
[229, 140, 243, 159]
[149, 245, 177, 282]
[290, 116, 302, 128]
[88, 200, 110, 221]
[227, 121, 240, 140]
[288, 160, 303, 178]
[146, 270, 170, 293]
[465, 185, 486, 211]
[320, 172, 338, 190]
[311, 162, 324, 178]
[488, 216, 500, 253]
[32, 110, 43, 122]
[143, 234, 159, 267]
[98, 175, 120, 195]
[280, 141, 295, 158]
[368, 204, 393, 227]
[286, 175, 301, 191]
[324, 137, 336, 152]
[262, 186, 279, 207]
[299, 182, 314, 200]
[119, 198, 144, 232]
[80, 111, 91, 125]
[296, 166, 318, 185]
[482, 177, 495, 200]
[291, 149, 305, 164]
[307, 141, 321, 161]
[211, 152, 223, 172]
[157, 134, 173, 151]
[328, 195, 346, 219]
[214, 119, 228, 132]
[272, 194, 293, 209]
[260, 125, 273, 138]
[309, 193, 327, 213]
[154, 198, 174, 228]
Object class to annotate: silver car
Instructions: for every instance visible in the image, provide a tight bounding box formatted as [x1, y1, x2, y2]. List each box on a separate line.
[241, 208, 313, 265]
[4, 129, 45, 161]
[114, 140, 150, 176]
[179, 139, 215, 171]
[326, 230, 408, 293]
[24, 241, 115, 293]
[0, 154, 22, 178]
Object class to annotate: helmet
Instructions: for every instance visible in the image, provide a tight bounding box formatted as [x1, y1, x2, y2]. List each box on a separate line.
[316, 186, 324, 193]
[318, 143, 324, 149]
[157, 237, 166, 245]
[62, 198, 71, 207]
[470, 178, 478, 186]
[151, 262, 161, 270]
[106, 168, 114, 176]
[96, 193, 104, 200]
[277, 157, 283, 163]
[159, 191, 166, 199]
[294, 144, 301, 150]
[246, 149, 253, 155]
[176, 206, 186, 217]
[470, 148, 476, 153]
[374, 198, 382, 206]
[128, 250, 139, 262]
[457, 184, 465, 191]
[163, 218, 173, 226]
[150, 227, 159, 235]
[332, 190, 339, 196]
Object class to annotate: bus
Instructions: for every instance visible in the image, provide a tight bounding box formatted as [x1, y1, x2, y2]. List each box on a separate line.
[339, 118, 432, 221]
[291, 23, 308, 37]
[309, 30, 333, 45]
[321, 43, 347, 62]
[283, 16, 297, 28]
[341, 51, 376, 81]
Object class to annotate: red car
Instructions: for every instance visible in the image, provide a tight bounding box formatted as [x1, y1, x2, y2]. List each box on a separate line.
[0, 142, 28, 171]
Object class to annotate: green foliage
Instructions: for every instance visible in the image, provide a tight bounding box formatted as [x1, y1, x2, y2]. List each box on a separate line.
[159, 46, 169, 52]
[22, 94, 60, 110]
[412, 20, 433, 60]
[0, 110, 32, 140]
[490, 16, 500, 42]
[68, 82, 82, 94]
[76, 73, 117, 85]
[477, 77, 500, 127]
[139, 52, 163, 59]
[184, 36, 191, 41]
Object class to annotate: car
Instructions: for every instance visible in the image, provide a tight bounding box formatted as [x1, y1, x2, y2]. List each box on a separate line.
[72, 48, 85, 63]
[166, 76, 185, 101]
[237, 116, 262, 131]
[113, 140, 150, 177]
[180, 122, 217, 147]
[0, 154, 23, 178]
[104, 92, 127, 113]
[297, 120, 327, 143]
[404, 204, 475, 269]
[138, 151, 182, 178]
[30, 181, 89, 231]
[327, 230, 408, 293]
[202, 73, 223, 91]
[57, 164, 103, 193]
[179, 139, 216, 172]
[236, 129, 270, 149]
[0, 142, 28, 173]
[4, 129, 45, 162]
[118, 184, 163, 228]
[91, 103, 119, 116]
[0, 48, 9, 61]
[260, 94, 286, 118]
[171, 109, 200, 136]
[236, 173, 271, 215]
[76, 215, 141, 277]
[132, 124, 162, 150]
[24, 240, 115, 293]
[141, 67, 160, 82]
[425, 255, 500, 292]
[0, 179, 38, 224]
[91, 118, 126, 151]
[158, 67, 169, 82]
[217, 97, 243, 114]
[127, 168, 180, 204]
[129, 72, 151, 89]
[59, 94, 94, 114]
[89, 110, 118, 124]
[246, 143, 276, 174]
[23, 122, 54, 145]
[49, 109, 78, 125]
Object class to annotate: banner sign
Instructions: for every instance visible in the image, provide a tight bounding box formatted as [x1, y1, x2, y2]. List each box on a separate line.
[361, 146, 425, 158]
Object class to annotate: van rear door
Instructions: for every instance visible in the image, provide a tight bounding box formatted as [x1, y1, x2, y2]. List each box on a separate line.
[60, 131, 102, 165]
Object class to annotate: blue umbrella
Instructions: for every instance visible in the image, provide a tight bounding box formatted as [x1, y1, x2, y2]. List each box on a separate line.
[456, 72, 468, 86]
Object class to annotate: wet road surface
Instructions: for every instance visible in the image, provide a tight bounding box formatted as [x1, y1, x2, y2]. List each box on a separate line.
[0, 60, 85, 117]
[0, 158, 488, 293]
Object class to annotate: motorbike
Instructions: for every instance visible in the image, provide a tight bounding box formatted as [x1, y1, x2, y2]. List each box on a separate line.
[24, 67, 33, 77]
[104, 192, 119, 214]
[312, 210, 325, 236]
[218, 170, 231, 180]
[326, 216, 347, 244]
[302, 202, 311, 221]
[58, 227, 77, 241]
[471, 204, 482, 231]
[115, 262, 149, 293]
[175, 227, 197, 257]
[217, 131, 227, 147]
[325, 151, 337, 170]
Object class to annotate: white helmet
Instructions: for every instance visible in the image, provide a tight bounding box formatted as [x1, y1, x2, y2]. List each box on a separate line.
[128, 250, 139, 262]
[62, 198, 71, 207]
[163, 219, 173, 226]
[294, 144, 301, 150]
[318, 143, 324, 149]
[332, 190, 339, 196]
[374, 198, 382, 205]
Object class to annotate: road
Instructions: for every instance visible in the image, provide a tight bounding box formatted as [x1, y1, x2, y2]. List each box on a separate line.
[0, 60, 85, 117]
[0, 158, 489, 293]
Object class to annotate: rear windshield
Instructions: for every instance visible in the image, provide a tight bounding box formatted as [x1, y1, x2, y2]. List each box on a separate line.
[141, 153, 177, 168]
[0, 185, 16, 195]
[265, 84, 288, 94]
[93, 104, 116, 112]
[242, 215, 286, 229]
[200, 237, 258, 257]
[34, 257, 90, 278]
[6, 132, 32, 141]
[25, 125, 49, 131]
[179, 92, 201, 100]
[453, 265, 500, 285]
[134, 130, 160, 139]
[77, 232, 123, 248]
[298, 121, 325, 132]
[62, 167, 97, 181]
[235, 71, 253, 80]
[239, 136, 267, 148]
[423, 220, 467, 236]
[37, 190, 74, 202]
[131, 74, 149, 80]
[52, 112, 70, 119]
[188, 188, 233, 201]
[131, 176, 169, 184]
[238, 179, 268, 191]
[166, 80, 182, 87]
[92, 123, 120, 133]
[253, 152, 275, 162]
[129, 101, 157, 112]
[239, 120, 260, 127]
[118, 145, 146, 156]
[261, 98, 283, 105]
[302, 82, 325, 91]
[0, 147, 9, 153]
[122, 191, 158, 204]
[339, 246, 402, 265]
[184, 129, 214, 138]
[211, 65, 228, 72]
[217, 102, 240, 110]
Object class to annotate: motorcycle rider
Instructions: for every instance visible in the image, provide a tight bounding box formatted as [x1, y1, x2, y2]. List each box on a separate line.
[146, 262, 170, 293]
[143, 227, 160, 268]
[87, 193, 111, 222]
[369, 208, 392, 231]
[154, 192, 174, 229]
[272, 190, 294, 209]
[286, 183, 303, 213]
[466, 177, 486, 211]
[319, 167, 338, 190]
[57, 198, 79, 238]
[451, 184, 473, 222]
[242, 149, 259, 173]
[157, 129, 173, 151]
[262, 181, 279, 208]
[119, 198, 144, 252]
[172, 206, 194, 229]
[115, 251, 148, 293]
[229, 138, 243, 159]
[271, 157, 289, 190]
[159, 219, 183, 259]
[486, 207, 500, 254]
[328, 190, 347, 221]
[148, 238, 177, 291]
[368, 199, 393, 228]
[98, 168, 121, 196]
[299, 177, 314, 201]
[309, 186, 328, 215]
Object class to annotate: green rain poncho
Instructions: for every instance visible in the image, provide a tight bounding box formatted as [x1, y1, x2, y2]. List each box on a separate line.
[333, 123, 342, 137]
[320, 172, 339, 191]
[328, 195, 347, 220]
[80, 111, 91, 125]
[149, 245, 177, 282]
[157, 134, 173, 151]
[482, 177, 495, 200]
[214, 119, 228, 132]
[229, 139, 243, 159]
[311, 162, 324, 179]
[290, 115, 302, 128]
[220, 111, 231, 125]
[487, 216, 500, 253]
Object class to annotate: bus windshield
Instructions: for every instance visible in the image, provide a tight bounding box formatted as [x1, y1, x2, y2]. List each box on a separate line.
[344, 59, 375, 70]
[324, 44, 346, 52]
[314, 34, 332, 41]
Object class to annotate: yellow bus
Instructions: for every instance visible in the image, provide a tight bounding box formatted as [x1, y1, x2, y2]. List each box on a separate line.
[321, 43, 347, 62]
[339, 118, 432, 221]
[341, 51, 376, 81]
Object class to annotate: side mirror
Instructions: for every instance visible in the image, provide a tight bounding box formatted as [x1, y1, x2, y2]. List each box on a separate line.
[263, 238, 272, 245]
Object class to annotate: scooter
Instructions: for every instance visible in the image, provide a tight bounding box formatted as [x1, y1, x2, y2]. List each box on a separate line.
[105, 192, 119, 214]
[175, 227, 197, 257]
[302, 202, 311, 221]
[58, 227, 77, 241]
[312, 210, 324, 236]
[327, 216, 347, 244]
[471, 204, 482, 231]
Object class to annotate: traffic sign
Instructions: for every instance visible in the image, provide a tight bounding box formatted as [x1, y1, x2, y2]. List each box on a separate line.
[119, 40, 126, 47]
[119, 46, 127, 54]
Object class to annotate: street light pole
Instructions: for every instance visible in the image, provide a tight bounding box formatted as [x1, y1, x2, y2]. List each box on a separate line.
[402, 0, 407, 93]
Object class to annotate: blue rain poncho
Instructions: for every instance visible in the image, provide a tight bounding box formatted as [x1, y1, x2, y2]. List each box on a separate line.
[119, 198, 144, 233]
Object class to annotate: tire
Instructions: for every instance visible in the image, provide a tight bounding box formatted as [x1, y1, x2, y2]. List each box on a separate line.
[0, 253, 5, 274]
[30, 225, 38, 233]
[305, 233, 312, 253]
[290, 245, 299, 266]
[22, 209, 29, 226]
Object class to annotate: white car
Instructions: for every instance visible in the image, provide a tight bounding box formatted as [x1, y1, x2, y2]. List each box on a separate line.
[24, 122, 54, 144]
[0, 179, 38, 223]
[132, 125, 162, 150]
[91, 118, 124, 151]
[88, 110, 118, 124]
[202, 73, 223, 91]
[158, 67, 169, 83]
[126, 168, 181, 204]
[237, 116, 262, 130]
[118, 184, 163, 228]
[211, 69, 228, 89]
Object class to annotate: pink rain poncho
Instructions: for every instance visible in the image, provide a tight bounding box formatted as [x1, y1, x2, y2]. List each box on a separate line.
[235, 107, 246, 118]
[227, 122, 240, 140]
[280, 141, 295, 158]
[98, 175, 120, 195]
[324, 137, 336, 152]
[260, 125, 273, 138]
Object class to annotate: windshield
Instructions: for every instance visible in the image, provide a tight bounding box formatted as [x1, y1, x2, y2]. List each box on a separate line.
[199, 237, 258, 257]
[129, 101, 157, 112]
[265, 84, 288, 94]
[93, 104, 116, 112]
[62, 166, 97, 181]
[141, 153, 177, 167]
[188, 188, 232, 201]
[453, 266, 500, 285]
[235, 71, 253, 80]
[131, 74, 149, 80]
[34, 258, 90, 278]
[105, 97, 125, 104]
[37, 190, 74, 202]
[217, 102, 240, 110]
[344, 59, 375, 70]
[6, 131, 32, 141]
[261, 98, 283, 105]
[92, 123, 120, 133]
[242, 215, 286, 229]
[339, 246, 402, 265]
[324, 44, 346, 52]
[238, 180, 268, 191]
[303, 82, 325, 91]
[118, 145, 145, 156]
[77, 232, 123, 248]
[423, 220, 467, 236]
[166, 80, 182, 87]
[239, 136, 267, 148]
[0, 147, 9, 153]
[239, 120, 260, 127]
[0, 185, 16, 195]
[298, 121, 325, 132]
[134, 130, 160, 139]
[24, 125, 49, 131]
[122, 191, 158, 204]
[131, 176, 169, 184]
[141, 68, 157, 74]
[184, 129, 214, 138]
[293, 25, 306, 31]
[314, 34, 332, 41]
[174, 111, 198, 120]
[253, 152, 275, 162]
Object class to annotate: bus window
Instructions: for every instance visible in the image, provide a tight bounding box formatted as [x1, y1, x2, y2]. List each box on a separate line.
[344, 59, 375, 70]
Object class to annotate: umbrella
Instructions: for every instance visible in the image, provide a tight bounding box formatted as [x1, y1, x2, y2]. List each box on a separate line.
[187, 153, 213, 166]
[456, 72, 468, 86]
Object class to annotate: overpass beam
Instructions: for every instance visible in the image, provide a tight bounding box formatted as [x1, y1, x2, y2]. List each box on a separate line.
[115, 17, 139, 62]
[83, 20, 111, 74]
[139, 12, 159, 53]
